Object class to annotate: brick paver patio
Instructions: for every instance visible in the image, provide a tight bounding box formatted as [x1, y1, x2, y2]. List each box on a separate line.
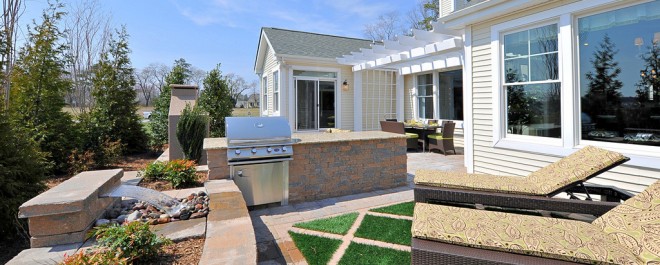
[251, 151, 466, 264]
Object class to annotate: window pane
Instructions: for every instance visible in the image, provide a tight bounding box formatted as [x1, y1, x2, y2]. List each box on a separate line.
[417, 74, 433, 86]
[504, 30, 529, 59]
[293, 70, 337, 78]
[530, 53, 558, 81]
[504, 57, 529, 82]
[418, 97, 434, 119]
[438, 69, 464, 120]
[530, 24, 558, 54]
[507, 83, 561, 138]
[578, 1, 660, 146]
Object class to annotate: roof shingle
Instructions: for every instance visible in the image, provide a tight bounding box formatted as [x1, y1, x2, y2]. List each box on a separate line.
[262, 27, 376, 59]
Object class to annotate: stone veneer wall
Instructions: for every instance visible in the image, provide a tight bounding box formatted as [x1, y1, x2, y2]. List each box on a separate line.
[288, 138, 407, 203]
[204, 133, 408, 203]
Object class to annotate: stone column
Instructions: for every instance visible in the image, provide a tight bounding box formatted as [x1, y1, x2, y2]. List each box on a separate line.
[168, 84, 208, 163]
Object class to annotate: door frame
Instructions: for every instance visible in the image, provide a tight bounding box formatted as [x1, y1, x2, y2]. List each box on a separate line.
[289, 66, 342, 131]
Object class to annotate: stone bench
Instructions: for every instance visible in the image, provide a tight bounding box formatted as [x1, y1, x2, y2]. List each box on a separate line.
[19, 169, 123, 247]
[199, 180, 256, 265]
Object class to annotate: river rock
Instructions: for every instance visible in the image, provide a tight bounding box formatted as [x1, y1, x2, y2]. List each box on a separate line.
[132, 203, 145, 210]
[148, 219, 158, 225]
[160, 214, 170, 219]
[116, 214, 128, 223]
[95, 219, 110, 226]
[195, 203, 203, 210]
[158, 217, 170, 224]
[190, 211, 207, 219]
[148, 213, 160, 219]
[179, 209, 191, 220]
[197, 190, 207, 196]
[127, 211, 142, 222]
[146, 205, 158, 213]
[187, 194, 195, 201]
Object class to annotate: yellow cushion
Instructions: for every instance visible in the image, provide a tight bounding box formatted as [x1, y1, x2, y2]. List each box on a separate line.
[592, 181, 660, 264]
[427, 134, 451, 140]
[413, 203, 642, 265]
[414, 146, 627, 195]
[405, 132, 418, 139]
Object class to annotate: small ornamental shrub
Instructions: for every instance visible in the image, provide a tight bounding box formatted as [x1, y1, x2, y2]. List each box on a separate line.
[163, 159, 198, 188]
[142, 160, 197, 188]
[92, 222, 171, 262]
[59, 249, 128, 265]
[176, 104, 208, 163]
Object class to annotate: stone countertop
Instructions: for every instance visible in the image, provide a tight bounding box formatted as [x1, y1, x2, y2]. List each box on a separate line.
[203, 131, 405, 150]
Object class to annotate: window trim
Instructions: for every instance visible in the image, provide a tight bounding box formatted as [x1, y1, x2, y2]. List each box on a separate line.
[415, 73, 435, 120]
[262, 75, 268, 116]
[272, 69, 280, 114]
[489, 0, 660, 168]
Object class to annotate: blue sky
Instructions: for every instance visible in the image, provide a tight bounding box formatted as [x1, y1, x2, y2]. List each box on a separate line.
[21, 0, 419, 84]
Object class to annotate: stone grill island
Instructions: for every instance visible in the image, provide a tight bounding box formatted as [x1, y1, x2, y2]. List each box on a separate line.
[204, 131, 408, 204]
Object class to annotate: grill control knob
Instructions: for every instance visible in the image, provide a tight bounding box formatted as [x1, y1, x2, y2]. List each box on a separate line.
[282, 146, 288, 152]
[251, 148, 257, 153]
[267, 147, 273, 152]
[234, 150, 241, 155]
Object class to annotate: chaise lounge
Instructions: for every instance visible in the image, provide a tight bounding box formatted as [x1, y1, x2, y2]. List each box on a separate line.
[415, 146, 631, 216]
[411, 180, 660, 265]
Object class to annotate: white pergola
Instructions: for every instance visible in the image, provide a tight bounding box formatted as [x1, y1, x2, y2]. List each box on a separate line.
[337, 22, 464, 73]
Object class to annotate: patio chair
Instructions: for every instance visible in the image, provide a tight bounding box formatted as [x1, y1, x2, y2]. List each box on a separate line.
[414, 145, 631, 216]
[427, 121, 455, 155]
[412, 180, 660, 265]
[380, 121, 419, 151]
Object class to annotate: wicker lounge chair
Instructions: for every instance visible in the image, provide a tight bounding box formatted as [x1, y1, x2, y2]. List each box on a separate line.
[415, 146, 631, 216]
[427, 121, 455, 155]
[380, 120, 419, 151]
[412, 180, 660, 265]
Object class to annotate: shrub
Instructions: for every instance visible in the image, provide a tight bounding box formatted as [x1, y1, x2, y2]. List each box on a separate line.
[176, 104, 208, 163]
[92, 222, 171, 262]
[67, 149, 95, 175]
[198, 65, 233, 137]
[60, 249, 128, 265]
[142, 160, 197, 188]
[0, 113, 48, 240]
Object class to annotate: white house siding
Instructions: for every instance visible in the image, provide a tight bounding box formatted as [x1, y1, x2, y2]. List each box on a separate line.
[468, 0, 659, 193]
[262, 45, 278, 115]
[284, 61, 355, 131]
[440, 0, 453, 17]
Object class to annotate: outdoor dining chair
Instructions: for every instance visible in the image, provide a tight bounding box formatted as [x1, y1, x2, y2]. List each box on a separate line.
[427, 121, 455, 155]
[414, 145, 631, 216]
[380, 121, 419, 151]
[411, 180, 660, 265]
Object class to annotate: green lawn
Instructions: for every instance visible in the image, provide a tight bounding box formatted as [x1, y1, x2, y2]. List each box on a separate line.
[293, 212, 359, 235]
[354, 215, 412, 246]
[370, 201, 415, 217]
[289, 231, 342, 265]
[338, 242, 410, 265]
[231, 108, 259, 117]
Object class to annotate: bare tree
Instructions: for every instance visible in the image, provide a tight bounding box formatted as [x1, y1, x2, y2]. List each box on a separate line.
[363, 11, 403, 42]
[135, 67, 156, 106]
[190, 66, 206, 90]
[142, 62, 169, 93]
[1, 0, 24, 108]
[406, 0, 439, 31]
[64, 0, 112, 113]
[225, 73, 255, 103]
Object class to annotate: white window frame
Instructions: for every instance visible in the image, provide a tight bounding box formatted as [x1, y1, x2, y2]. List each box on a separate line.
[261, 75, 268, 116]
[289, 65, 342, 131]
[415, 73, 435, 120]
[490, 0, 659, 167]
[272, 69, 280, 114]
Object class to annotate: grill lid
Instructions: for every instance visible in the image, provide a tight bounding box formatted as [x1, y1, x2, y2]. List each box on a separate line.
[225, 117, 293, 147]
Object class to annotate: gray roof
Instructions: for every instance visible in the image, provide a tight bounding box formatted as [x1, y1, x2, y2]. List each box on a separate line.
[262, 27, 376, 59]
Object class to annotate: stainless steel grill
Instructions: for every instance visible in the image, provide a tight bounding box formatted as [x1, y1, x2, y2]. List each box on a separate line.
[225, 117, 294, 206]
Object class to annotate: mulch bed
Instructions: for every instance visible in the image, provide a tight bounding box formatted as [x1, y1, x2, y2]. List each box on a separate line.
[146, 237, 205, 265]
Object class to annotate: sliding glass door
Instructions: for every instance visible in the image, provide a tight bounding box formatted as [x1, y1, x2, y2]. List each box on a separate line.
[295, 79, 336, 131]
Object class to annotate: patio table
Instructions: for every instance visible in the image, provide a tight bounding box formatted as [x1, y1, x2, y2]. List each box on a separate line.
[405, 125, 441, 152]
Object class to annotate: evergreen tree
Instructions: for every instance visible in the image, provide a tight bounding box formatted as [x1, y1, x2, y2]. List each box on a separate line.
[199, 65, 233, 137]
[176, 104, 208, 163]
[89, 26, 147, 154]
[0, 111, 48, 240]
[582, 35, 623, 122]
[9, 3, 74, 173]
[418, 1, 439, 31]
[636, 41, 660, 103]
[148, 58, 192, 149]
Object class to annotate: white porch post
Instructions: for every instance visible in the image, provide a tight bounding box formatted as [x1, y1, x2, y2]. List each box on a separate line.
[396, 73, 404, 122]
[463, 25, 474, 173]
[288, 66, 295, 131]
[353, 71, 363, 131]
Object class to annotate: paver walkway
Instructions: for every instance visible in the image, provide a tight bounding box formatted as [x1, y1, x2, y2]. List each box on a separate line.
[252, 151, 466, 264]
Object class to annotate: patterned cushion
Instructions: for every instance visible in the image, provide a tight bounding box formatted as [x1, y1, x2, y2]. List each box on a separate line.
[413, 203, 642, 264]
[415, 170, 540, 195]
[405, 132, 418, 139]
[528, 145, 628, 195]
[592, 181, 660, 264]
[414, 146, 627, 195]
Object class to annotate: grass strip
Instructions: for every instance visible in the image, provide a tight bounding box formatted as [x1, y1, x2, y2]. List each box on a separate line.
[288, 231, 342, 265]
[370, 201, 415, 217]
[354, 214, 412, 246]
[338, 242, 410, 265]
[293, 212, 358, 235]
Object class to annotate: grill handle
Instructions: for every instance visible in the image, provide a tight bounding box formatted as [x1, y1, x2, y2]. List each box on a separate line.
[227, 157, 293, 166]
